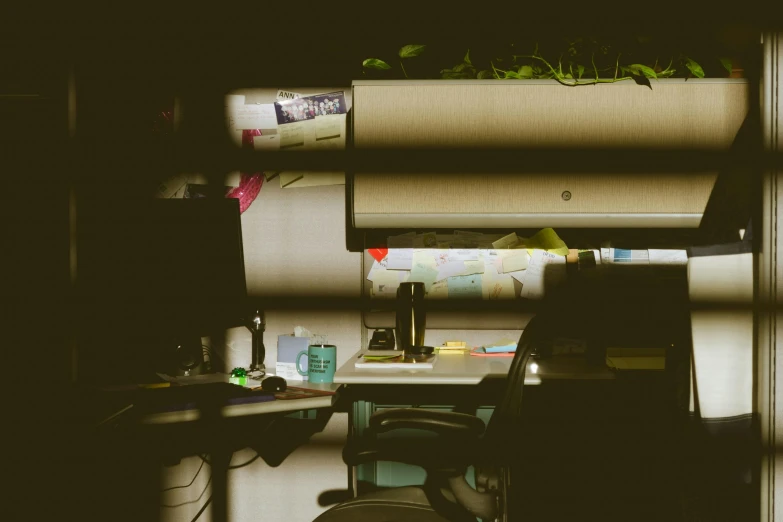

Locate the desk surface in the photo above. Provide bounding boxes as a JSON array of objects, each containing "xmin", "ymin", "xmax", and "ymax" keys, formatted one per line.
[
  {"xmin": 140, "ymin": 379, "xmax": 340, "ymax": 425},
  {"xmin": 335, "ymin": 351, "xmax": 615, "ymax": 386}
]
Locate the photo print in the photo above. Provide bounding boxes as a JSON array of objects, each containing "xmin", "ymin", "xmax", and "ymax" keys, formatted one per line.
[{"xmin": 274, "ymin": 98, "xmax": 316, "ymax": 125}]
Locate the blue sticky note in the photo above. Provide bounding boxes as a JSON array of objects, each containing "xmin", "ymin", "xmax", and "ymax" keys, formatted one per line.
[{"xmin": 447, "ymin": 274, "xmax": 482, "ymax": 299}]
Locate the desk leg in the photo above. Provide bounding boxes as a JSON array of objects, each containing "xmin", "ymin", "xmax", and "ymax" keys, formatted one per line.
[
  {"xmin": 352, "ymin": 400, "xmax": 375, "ymax": 493},
  {"xmin": 347, "ymin": 403, "xmax": 357, "ymax": 498}
]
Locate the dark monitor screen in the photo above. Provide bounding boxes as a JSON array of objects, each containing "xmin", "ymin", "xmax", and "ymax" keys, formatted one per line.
[
  {"xmin": 120, "ymin": 198, "xmax": 247, "ymax": 334},
  {"xmin": 78, "ymin": 198, "xmax": 247, "ymax": 383}
]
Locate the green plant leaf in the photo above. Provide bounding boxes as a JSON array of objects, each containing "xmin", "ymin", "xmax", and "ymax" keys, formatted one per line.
[
  {"xmin": 720, "ymin": 57, "xmax": 732, "ymax": 74},
  {"xmin": 464, "ymin": 49, "xmax": 472, "ymax": 66},
  {"xmin": 399, "ymin": 45, "xmax": 426, "ymax": 59},
  {"xmin": 518, "ymin": 65, "xmax": 534, "ymax": 78},
  {"xmin": 628, "ymin": 64, "xmax": 657, "ymax": 78},
  {"xmin": 504, "ymin": 70, "xmax": 521, "ymax": 79},
  {"xmin": 363, "ymin": 58, "xmax": 391, "ymax": 70},
  {"xmin": 685, "ymin": 58, "xmax": 705, "ymax": 78},
  {"xmin": 577, "ymin": 64, "xmax": 585, "ymax": 79},
  {"xmin": 631, "ymin": 72, "xmax": 653, "ymax": 89},
  {"xmin": 454, "ymin": 63, "xmax": 475, "ymax": 73},
  {"xmin": 477, "ymin": 70, "xmax": 494, "ymax": 79}
]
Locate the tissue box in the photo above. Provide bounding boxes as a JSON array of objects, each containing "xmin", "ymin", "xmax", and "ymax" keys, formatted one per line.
[{"xmin": 277, "ymin": 335, "xmax": 310, "ymax": 381}]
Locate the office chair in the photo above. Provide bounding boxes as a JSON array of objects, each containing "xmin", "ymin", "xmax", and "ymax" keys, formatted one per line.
[{"xmin": 314, "ymin": 316, "xmax": 543, "ymax": 522}]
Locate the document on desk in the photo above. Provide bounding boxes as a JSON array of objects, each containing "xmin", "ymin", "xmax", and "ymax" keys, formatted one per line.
[{"xmin": 520, "ymin": 250, "xmax": 566, "ymax": 299}]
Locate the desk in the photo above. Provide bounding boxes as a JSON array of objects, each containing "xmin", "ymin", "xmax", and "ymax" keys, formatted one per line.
[
  {"xmin": 141, "ymin": 381, "xmax": 340, "ymax": 425},
  {"xmin": 75, "ymin": 376, "xmax": 342, "ymax": 522},
  {"xmin": 335, "ymin": 350, "xmax": 614, "ymax": 386},
  {"xmin": 334, "ymin": 350, "xmax": 615, "ymax": 492}
]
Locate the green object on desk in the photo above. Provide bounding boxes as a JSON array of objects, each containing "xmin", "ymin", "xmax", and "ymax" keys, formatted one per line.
[{"xmin": 230, "ymin": 367, "xmax": 248, "ymax": 385}]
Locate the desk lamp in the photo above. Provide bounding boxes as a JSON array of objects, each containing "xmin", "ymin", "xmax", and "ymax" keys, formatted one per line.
[{"xmin": 247, "ymin": 309, "xmax": 266, "ymax": 371}]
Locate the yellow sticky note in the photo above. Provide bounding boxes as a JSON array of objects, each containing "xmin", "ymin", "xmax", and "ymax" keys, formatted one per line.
[
  {"xmin": 501, "ymin": 251, "xmax": 529, "ymax": 273},
  {"xmin": 526, "ymin": 228, "xmax": 569, "ymax": 256}
]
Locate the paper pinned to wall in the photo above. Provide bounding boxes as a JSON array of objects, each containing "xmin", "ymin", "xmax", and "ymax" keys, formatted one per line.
[
  {"xmin": 234, "ymin": 103, "xmax": 278, "ymax": 130},
  {"xmin": 413, "ymin": 232, "xmax": 438, "ymax": 249},
  {"xmin": 602, "ymin": 248, "xmax": 650, "ymax": 264},
  {"xmin": 409, "ymin": 262, "xmax": 439, "ymax": 291},
  {"xmin": 277, "ymin": 92, "xmax": 347, "ymax": 188},
  {"xmin": 500, "ymin": 250, "xmax": 529, "ymax": 273},
  {"xmin": 447, "ymin": 274, "xmax": 483, "ymax": 299},
  {"xmin": 648, "ymin": 249, "xmax": 688, "ymax": 265},
  {"xmin": 448, "ymin": 249, "xmax": 480, "ymax": 262},
  {"xmin": 520, "ymin": 250, "xmax": 567, "ymax": 300},
  {"xmin": 224, "ymin": 95, "xmax": 246, "ymax": 147},
  {"xmin": 386, "ymin": 233, "xmax": 415, "ymax": 270},
  {"xmin": 278, "ymin": 122, "xmax": 305, "ymax": 148},
  {"xmin": 492, "ymin": 232, "xmax": 520, "ymax": 250},
  {"xmin": 481, "ymin": 265, "xmax": 516, "ymax": 300},
  {"xmin": 276, "ymin": 89, "xmax": 302, "ymax": 101},
  {"xmin": 507, "ymin": 270, "xmax": 527, "ymax": 284},
  {"xmin": 254, "ymin": 134, "xmax": 279, "ymax": 151},
  {"xmin": 315, "ymin": 114, "xmax": 342, "ymax": 140},
  {"xmin": 427, "ymin": 280, "xmax": 450, "ymax": 299},
  {"xmin": 436, "ymin": 260, "xmax": 467, "ymax": 281},
  {"xmin": 462, "ymin": 260, "xmax": 485, "ymax": 276}
]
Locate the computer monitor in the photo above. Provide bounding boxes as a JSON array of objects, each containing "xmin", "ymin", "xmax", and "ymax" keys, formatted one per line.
[{"xmin": 78, "ymin": 198, "xmax": 247, "ymax": 384}]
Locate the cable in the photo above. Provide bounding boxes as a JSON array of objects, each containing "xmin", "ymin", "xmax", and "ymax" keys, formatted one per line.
[
  {"xmin": 161, "ymin": 475, "xmax": 212, "ymax": 508},
  {"xmin": 198, "ymin": 452, "xmax": 261, "ymax": 470},
  {"xmin": 189, "ymin": 495, "xmax": 212, "ymax": 522},
  {"xmin": 161, "ymin": 458, "xmax": 205, "ymax": 492}
]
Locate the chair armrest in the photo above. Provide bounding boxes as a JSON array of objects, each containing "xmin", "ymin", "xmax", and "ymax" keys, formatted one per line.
[
  {"xmin": 343, "ymin": 438, "xmax": 479, "ymax": 472},
  {"xmin": 368, "ymin": 408, "xmax": 486, "ymax": 438}
]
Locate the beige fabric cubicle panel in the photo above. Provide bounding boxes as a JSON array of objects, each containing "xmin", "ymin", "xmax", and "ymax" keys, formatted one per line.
[{"xmin": 351, "ymin": 79, "xmax": 749, "ymax": 228}]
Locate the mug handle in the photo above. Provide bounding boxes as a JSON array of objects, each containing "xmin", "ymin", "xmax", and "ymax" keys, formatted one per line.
[{"xmin": 296, "ymin": 351, "xmax": 309, "ymax": 376}]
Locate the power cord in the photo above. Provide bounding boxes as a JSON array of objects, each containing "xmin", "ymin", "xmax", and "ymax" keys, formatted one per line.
[
  {"xmin": 198, "ymin": 452, "xmax": 261, "ymax": 470},
  {"xmin": 161, "ymin": 458, "xmax": 206, "ymax": 492},
  {"xmin": 160, "ymin": 475, "xmax": 212, "ymax": 508},
  {"xmin": 166, "ymin": 452, "xmax": 260, "ymax": 521}
]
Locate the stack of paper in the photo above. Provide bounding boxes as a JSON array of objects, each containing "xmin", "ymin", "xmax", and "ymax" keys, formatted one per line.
[{"xmin": 355, "ymin": 353, "xmax": 438, "ymax": 369}]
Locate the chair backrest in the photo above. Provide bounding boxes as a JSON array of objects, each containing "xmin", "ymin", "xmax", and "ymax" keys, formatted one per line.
[{"xmin": 483, "ymin": 315, "xmax": 543, "ymax": 448}]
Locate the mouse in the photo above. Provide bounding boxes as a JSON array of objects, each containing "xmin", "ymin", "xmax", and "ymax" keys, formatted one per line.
[{"xmin": 261, "ymin": 376, "xmax": 287, "ymax": 392}]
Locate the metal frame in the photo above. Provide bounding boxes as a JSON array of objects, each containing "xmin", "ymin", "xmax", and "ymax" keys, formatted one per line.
[{"xmin": 759, "ymin": 31, "xmax": 782, "ymax": 522}]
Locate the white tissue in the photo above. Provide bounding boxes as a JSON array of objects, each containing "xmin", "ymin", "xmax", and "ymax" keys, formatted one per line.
[{"xmin": 294, "ymin": 326, "xmax": 313, "ymax": 338}]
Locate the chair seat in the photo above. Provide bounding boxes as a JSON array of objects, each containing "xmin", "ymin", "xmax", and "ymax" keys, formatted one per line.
[{"xmin": 313, "ymin": 487, "xmax": 455, "ymax": 522}]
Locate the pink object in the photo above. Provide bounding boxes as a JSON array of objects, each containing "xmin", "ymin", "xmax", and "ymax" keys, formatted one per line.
[{"xmin": 226, "ymin": 130, "xmax": 266, "ymax": 213}]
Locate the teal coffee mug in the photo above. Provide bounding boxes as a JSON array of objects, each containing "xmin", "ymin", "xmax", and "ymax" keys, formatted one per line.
[{"xmin": 296, "ymin": 344, "xmax": 337, "ymax": 383}]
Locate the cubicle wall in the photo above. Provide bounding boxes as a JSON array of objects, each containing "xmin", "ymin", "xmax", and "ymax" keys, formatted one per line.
[
  {"xmin": 164, "ymin": 88, "xmax": 361, "ymax": 522},
  {"xmin": 351, "ymin": 79, "xmax": 749, "ymax": 229}
]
